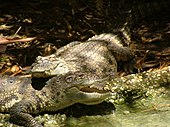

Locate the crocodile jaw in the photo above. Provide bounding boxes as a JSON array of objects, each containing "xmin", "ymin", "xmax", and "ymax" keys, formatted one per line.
[
  {"xmin": 66, "ymin": 87, "xmax": 113, "ymax": 105},
  {"xmin": 31, "ymin": 56, "xmax": 70, "ymax": 77},
  {"xmin": 31, "ymin": 67, "xmax": 69, "ymax": 78},
  {"xmin": 78, "ymin": 91, "xmax": 112, "ymax": 105}
]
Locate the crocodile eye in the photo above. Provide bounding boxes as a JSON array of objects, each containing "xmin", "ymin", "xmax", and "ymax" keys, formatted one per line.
[
  {"xmin": 66, "ymin": 75, "xmax": 74, "ymax": 83},
  {"xmin": 9, "ymin": 80, "xmax": 14, "ymax": 84}
]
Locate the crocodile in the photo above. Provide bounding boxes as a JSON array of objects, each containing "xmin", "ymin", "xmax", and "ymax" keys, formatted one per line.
[
  {"xmin": 1, "ymin": 66, "xmax": 170, "ymax": 127},
  {"xmin": 30, "ymin": 33, "xmax": 134, "ymax": 78},
  {"xmin": 0, "ymin": 71, "xmax": 114, "ymax": 127},
  {"xmin": 30, "ymin": 0, "xmax": 170, "ymax": 78}
]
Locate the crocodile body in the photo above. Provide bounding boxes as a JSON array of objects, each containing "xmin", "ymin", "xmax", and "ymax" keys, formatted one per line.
[
  {"xmin": 0, "ymin": 72, "xmax": 113, "ymax": 127},
  {"xmin": 30, "ymin": 0, "xmax": 170, "ymax": 78},
  {"xmin": 31, "ymin": 33, "xmax": 134, "ymax": 78},
  {"xmin": 0, "ymin": 76, "xmax": 32, "ymax": 112}
]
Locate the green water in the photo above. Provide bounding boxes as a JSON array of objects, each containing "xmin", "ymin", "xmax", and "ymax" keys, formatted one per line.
[{"xmin": 65, "ymin": 96, "xmax": 170, "ymax": 127}]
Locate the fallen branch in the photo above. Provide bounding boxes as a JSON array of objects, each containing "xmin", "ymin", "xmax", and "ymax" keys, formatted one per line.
[{"xmin": 0, "ymin": 37, "xmax": 36, "ymax": 45}]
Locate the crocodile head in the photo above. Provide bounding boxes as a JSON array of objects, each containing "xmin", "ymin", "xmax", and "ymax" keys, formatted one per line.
[
  {"xmin": 30, "ymin": 55, "xmax": 71, "ymax": 78},
  {"xmin": 45, "ymin": 72, "xmax": 114, "ymax": 106}
]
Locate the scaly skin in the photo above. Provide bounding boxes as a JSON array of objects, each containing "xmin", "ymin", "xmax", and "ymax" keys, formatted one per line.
[
  {"xmin": 0, "ymin": 76, "xmax": 32, "ymax": 112},
  {"xmin": 0, "ymin": 72, "xmax": 113, "ymax": 127},
  {"xmin": 30, "ymin": 33, "xmax": 134, "ymax": 78}
]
